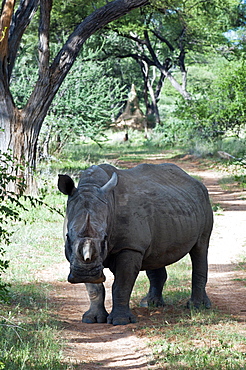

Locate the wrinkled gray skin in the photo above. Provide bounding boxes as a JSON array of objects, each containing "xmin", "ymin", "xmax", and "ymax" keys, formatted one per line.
[{"xmin": 58, "ymin": 163, "xmax": 213, "ymax": 326}]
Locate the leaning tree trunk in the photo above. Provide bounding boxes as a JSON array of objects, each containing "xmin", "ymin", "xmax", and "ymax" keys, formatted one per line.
[{"xmin": 0, "ymin": 0, "xmax": 150, "ymax": 193}]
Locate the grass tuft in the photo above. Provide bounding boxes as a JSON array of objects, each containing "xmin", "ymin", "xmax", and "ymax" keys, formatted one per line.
[{"xmin": 0, "ymin": 284, "xmax": 67, "ymax": 370}]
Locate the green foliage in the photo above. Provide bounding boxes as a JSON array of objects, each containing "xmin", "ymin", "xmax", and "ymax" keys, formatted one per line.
[
  {"xmin": 153, "ymin": 118, "xmax": 194, "ymax": 146},
  {"xmin": 39, "ymin": 58, "xmax": 127, "ymax": 155},
  {"xmin": 10, "ymin": 49, "xmax": 38, "ymax": 109},
  {"xmin": 175, "ymin": 60, "xmax": 246, "ymax": 138},
  {"xmin": 110, "ymin": 0, "xmax": 236, "ymax": 51},
  {"xmin": 50, "ymin": 0, "xmax": 104, "ymax": 37},
  {"xmin": 0, "ymin": 152, "xmax": 27, "ymax": 302},
  {"xmin": 94, "ymin": 0, "xmax": 240, "ymax": 127},
  {"xmin": 10, "ymin": 0, "xmax": 244, "ymax": 144}
]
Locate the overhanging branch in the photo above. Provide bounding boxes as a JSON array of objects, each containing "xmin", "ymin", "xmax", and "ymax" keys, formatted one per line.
[{"xmin": 50, "ymin": 0, "xmax": 150, "ymax": 87}]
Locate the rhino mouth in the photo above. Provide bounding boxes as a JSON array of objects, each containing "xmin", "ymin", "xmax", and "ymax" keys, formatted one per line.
[{"xmin": 68, "ymin": 264, "xmax": 105, "ymax": 284}]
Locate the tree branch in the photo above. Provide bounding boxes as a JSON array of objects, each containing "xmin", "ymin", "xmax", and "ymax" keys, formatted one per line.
[
  {"xmin": 50, "ymin": 0, "xmax": 149, "ymax": 87},
  {"xmin": 143, "ymin": 29, "xmax": 160, "ymax": 66},
  {"xmin": 38, "ymin": 0, "xmax": 52, "ymax": 78},
  {"xmin": 162, "ymin": 68, "xmax": 191, "ymax": 99},
  {"xmin": 114, "ymin": 51, "xmax": 156, "ymax": 66},
  {"xmin": 8, "ymin": 0, "xmax": 39, "ymax": 79},
  {"xmin": 151, "ymin": 29, "xmax": 175, "ymax": 52}
]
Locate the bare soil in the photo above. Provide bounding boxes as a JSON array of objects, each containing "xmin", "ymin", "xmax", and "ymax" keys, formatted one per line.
[{"xmin": 46, "ymin": 156, "xmax": 246, "ymax": 369}]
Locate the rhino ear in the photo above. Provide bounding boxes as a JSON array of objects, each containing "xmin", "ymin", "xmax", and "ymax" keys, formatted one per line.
[
  {"xmin": 99, "ymin": 172, "xmax": 118, "ymax": 194},
  {"xmin": 58, "ymin": 174, "xmax": 76, "ymax": 196}
]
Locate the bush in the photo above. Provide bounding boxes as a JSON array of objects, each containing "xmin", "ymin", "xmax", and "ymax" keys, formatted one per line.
[
  {"xmin": 175, "ymin": 60, "xmax": 246, "ymax": 139},
  {"xmin": 0, "ymin": 151, "xmax": 26, "ymax": 301}
]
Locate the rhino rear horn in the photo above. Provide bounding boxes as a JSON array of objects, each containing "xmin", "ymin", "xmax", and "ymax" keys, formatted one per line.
[
  {"xmin": 100, "ymin": 172, "xmax": 118, "ymax": 194},
  {"xmin": 58, "ymin": 174, "xmax": 76, "ymax": 196}
]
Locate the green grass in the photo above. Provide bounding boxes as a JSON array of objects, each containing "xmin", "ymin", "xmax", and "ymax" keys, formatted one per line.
[
  {"xmin": 132, "ymin": 256, "xmax": 246, "ymax": 370},
  {"xmin": 216, "ymin": 166, "xmax": 246, "ymax": 191},
  {"xmin": 39, "ymin": 130, "xmax": 186, "ymax": 175},
  {"xmin": 151, "ymin": 337, "xmax": 245, "ymax": 369},
  {"xmin": 149, "ymin": 316, "xmax": 246, "ymax": 370},
  {"xmin": 3, "ymin": 192, "xmax": 66, "ymax": 284},
  {"xmin": 211, "ymin": 202, "xmax": 224, "ymax": 214},
  {"xmin": 0, "ymin": 192, "xmax": 71, "ymax": 369},
  {"xmin": 41, "ymin": 130, "xmax": 246, "ymax": 189},
  {"xmin": 0, "ymin": 283, "xmax": 68, "ymax": 370}
]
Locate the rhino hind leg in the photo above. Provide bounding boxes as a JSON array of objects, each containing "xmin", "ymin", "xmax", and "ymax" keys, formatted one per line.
[
  {"xmin": 140, "ymin": 267, "xmax": 167, "ymax": 308},
  {"xmin": 188, "ymin": 240, "xmax": 211, "ymax": 309},
  {"xmin": 82, "ymin": 283, "xmax": 108, "ymax": 323}
]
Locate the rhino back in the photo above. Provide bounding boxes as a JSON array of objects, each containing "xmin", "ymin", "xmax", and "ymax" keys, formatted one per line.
[{"xmin": 102, "ymin": 163, "xmax": 213, "ymax": 268}]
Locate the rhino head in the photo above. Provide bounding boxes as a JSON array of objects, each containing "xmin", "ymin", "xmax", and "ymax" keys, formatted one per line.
[{"xmin": 58, "ymin": 167, "xmax": 118, "ymax": 284}]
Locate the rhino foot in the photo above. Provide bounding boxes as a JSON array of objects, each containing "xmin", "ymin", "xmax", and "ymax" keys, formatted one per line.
[
  {"xmin": 107, "ymin": 309, "xmax": 137, "ymax": 326},
  {"xmin": 140, "ymin": 294, "xmax": 165, "ymax": 308},
  {"xmin": 82, "ymin": 308, "xmax": 108, "ymax": 324},
  {"xmin": 187, "ymin": 296, "xmax": 211, "ymax": 310}
]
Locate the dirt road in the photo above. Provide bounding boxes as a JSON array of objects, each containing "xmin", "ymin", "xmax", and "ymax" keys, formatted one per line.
[{"xmin": 47, "ymin": 157, "xmax": 246, "ymax": 369}]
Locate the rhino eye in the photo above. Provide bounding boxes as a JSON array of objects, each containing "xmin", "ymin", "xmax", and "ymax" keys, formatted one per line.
[{"xmin": 101, "ymin": 236, "xmax": 107, "ymax": 252}]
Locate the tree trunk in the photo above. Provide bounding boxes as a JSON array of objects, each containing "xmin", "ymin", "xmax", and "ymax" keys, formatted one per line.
[
  {"xmin": 0, "ymin": 102, "xmax": 39, "ymax": 192},
  {"xmin": 140, "ymin": 61, "xmax": 162, "ymax": 127}
]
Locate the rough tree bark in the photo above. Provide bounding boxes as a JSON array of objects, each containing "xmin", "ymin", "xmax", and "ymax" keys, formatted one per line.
[{"xmin": 0, "ymin": 0, "xmax": 149, "ymax": 191}]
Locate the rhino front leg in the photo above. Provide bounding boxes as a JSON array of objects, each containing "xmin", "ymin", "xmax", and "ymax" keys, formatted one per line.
[
  {"xmin": 140, "ymin": 267, "xmax": 166, "ymax": 307},
  {"xmin": 188, "ymin": 241, "xmax": 211, "ymax": 309},
  {"xmin": 82, "ymin": 283, "xmax": 108, "ymax": 323},
  {"xmin": 107, "ymin": 250, "xmax": 143, "ymax": 326}
]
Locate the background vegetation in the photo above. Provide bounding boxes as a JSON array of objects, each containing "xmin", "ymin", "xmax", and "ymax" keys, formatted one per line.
[{"xmin": 6, "ymin": 0, "xmax": 246, "ymax": 161}]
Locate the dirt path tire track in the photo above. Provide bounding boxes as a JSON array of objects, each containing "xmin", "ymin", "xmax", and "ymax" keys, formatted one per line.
[{"xmin": 47, "ymin": 157, "xmax": 246, "ymax": 369}]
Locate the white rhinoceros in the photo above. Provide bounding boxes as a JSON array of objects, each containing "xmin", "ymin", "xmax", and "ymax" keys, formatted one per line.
[{"xmin": 58, "ymin": 163, "xmax": 213, "ymax": 325}]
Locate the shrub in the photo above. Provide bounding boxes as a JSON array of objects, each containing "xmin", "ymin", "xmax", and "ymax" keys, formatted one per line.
[
  {"xmin": 175, "ymin": 60, "xmax": 246, "ymax": 139},
  {"xmin": 0, "ymin": 151, "xmax": 26, "ymax": 301}
]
